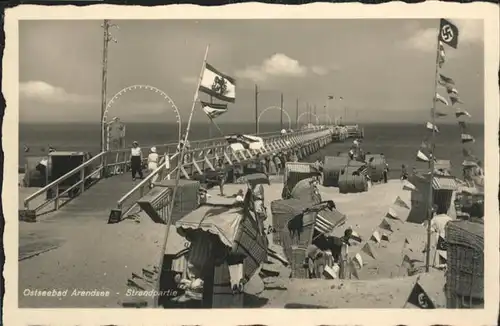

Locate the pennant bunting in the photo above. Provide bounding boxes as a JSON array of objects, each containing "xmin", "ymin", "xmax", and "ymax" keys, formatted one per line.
[
  {"xmin": 420, "ymin": 140, "xmax": 430, "ymax": 150},
  {"xmin": 403, "ymin": 180, "xmax": 417, "ymax": 191},
  {"xmin": 438, "ymin": 74, "xmax": 455, "ymax": 87},
  {"xmin": 328, "ymin": 95, "xmax": 334, "ymax": 100},
  {"xmin": 458, "ymin": 121, "xmax": 467, "ymax": 131},
  {"xmin": 461, "ymin": 133, "xmax": 475, "ymax": 143},
  {"xmin": 439, "ymin": 18, "xmax": 459, "ymax": 49},
  {"xmin": 426, "ymin": 122, "xmax": 439, "ymax": 133},
  {"xmin": 199, "ymin": 63, "xmax": 236, "ymax": 103},
  {"xmin": 434, "ymin": 111, "xmax": 447, "ymax": 118},
  {"xmin": 446, "ymin": 86, "xmax": 459, "ymax": 96},
  {"xmin": 449, "ymin": 93, "xmax": 463, "ymax": 105},
  {"xmin": 455, "ymin": 108, "xmax": 471, "ymax": 118},
  {"xmin": 200, "ymin": 101, "xmax": 229, "ymax": 119},
  {"xmin": 435, "ymin": 93, "xmax": 449, "ymax": 106},
  {"xmin": 416, "ymin": 150, "xmax": 430, "ymax": 162}
]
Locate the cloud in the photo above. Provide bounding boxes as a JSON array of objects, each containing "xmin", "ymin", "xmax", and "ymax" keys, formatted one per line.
[
  {"xmin": 236, "ymin": 53, "xmax": 308, "ymax": 82},
  {"xmin": 403, "ymin": 20, "xmax": 483, "ymax": 52},
  {"xmin": 19, "ymin": 81, "xmax": 96, "ymax": 104},
  {"xmin": 311, "ymin": 66, "xmax": 329, "ymax": 76}
]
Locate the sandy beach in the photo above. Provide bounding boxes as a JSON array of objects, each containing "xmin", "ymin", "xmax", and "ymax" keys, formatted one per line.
[{"xmin": 18, "ymin": 175, "xmax": 444, "ymax": 308}]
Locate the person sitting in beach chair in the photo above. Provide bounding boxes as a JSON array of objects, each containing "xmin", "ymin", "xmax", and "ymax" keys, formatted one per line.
[{"xmin": 313, "ymin": 228, "xmax": 353, "ymax": 264}]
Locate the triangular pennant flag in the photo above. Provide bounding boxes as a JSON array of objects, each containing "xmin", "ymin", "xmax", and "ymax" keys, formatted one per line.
[
  {"xmin": 370, "ymin": 230, "xmax": 382, "ymax": 243},
  {"xmin": 406, "ymin": 281, "xmax": 436, "ymax": 309},
  {"xmin": 361, "ymin": 243, "xmax": 376, "ymax": 259},
  {"xmin": 434, "ymin": 111, "xmax": 447, "ymax": 118},
  {"xmin": 449, "ymin": 93, "xmax": 463, "ymax": 105},
  {"xmin": 386, "ymin": 206, "xmax": 399, "ymax": 220},
  {"xmin": 435, "ymin": 93, "xmax": 449, "ymax": 106},
  {"xmin": 416, "ymin": 150, "xmax": 430, "ymax": 162},
  {"xmin": 381, "ymin": 233, "xmax": 390, "ymax": 242},
  {"xmin": 458, "ymin": 120, "xmax": 467, "ymax": 130},
  {"xmin": 350, "ymin": 230, "xmax": 362, "ymax": 243},
  {"xmin": 404, "ymin": 238, "xmax": 410, "ymax": 245},
  {"xmin": 455, "ymin": 108, "xmax": 471, "ymax": 118},
  {"xmin": 353, "ymin": 253, "xmax": 364, "ymax": 269},
  {"xmin": 401, "ymin": 254, "xmax": 413, "ymax": 268},
  {"xmin": 403, "ymin": 180, "xmax": 417, "ymax": 191},
  {"xmin": 461, "ymin": 133, "xmax": 475, "ymax": 143},
  {"xmin": 394, "ymin": 196, "xmax": 411, "ymax": 209},
  {"xmin": 438, "ymin": 73, "xmax": 455, "ymax": 86},
  {"xmin": 378, "ymin": 219, "xmax": 393, "ymax": 232},
  {"xmin": 446, "ymin": 86, "xmax": 459, "ymax": 95},
  {"xmin": 426, "ymin": 122, "xmax": 439, "ymax": 133}
]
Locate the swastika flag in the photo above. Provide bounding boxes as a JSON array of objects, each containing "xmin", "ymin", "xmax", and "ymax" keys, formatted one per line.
[{"xmin": 439, "ymin": 19, "xmax": 459, "ymax": 49}]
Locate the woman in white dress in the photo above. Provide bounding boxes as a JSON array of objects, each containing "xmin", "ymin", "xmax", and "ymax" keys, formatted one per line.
[{"xmin": 147, "ymin": 147, "xmax": 159, "ymax": 187}]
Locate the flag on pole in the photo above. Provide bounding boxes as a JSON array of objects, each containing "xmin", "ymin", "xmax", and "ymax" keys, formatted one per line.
[
  {"xmin": 438, "ymin": 42, "xmax": 446, "ymax": 68},
  {"xmin": 455, "ymin": 108, "xmax": 471, "ymax": 118},
  {"xmin": 449, "ymin": 93, "xmax": 463, "ymax": 105},
  {"xmin": 461, "ymin": 133, "xmax": 475, "ymax": 143},
  {"xmin": 435, "ymin": 93, "xmax": 449, "ymax": 106},
  {"xmin": 446, "ymin": 86, "xmax": 459, "ymax": 96},
  {"xmin": 438, "ymin": 74, "xmax": 455, "ymax": 87},
  {"xmin": 199, "ymin": 63, "xmax": 236, "ymax": 103},
  {"xmin": 439, "ymin": 18, "xmax": 459, "ymax": 49},
  {"xmin": 406, "ymin": 280, "xmax": 436, "ymax": 309},
  {"xmin": 416, "ymin": 150, "xmax": 430, "ymax": 162},
  {"xmin": 200, "ymin": 101, "xmax": 228, "ymax": 119},
  {"xmin": 426, "ymin": 122, "xmax": 439, "ymax": 133}
]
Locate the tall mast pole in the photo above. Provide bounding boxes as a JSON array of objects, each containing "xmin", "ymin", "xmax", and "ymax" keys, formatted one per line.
[
  {"xmin": 280, "ymin": 93, "xmax": 284, "ymax": 131},
  {"xmin": 295, "ymin": 97, "xmax": 299, "ymax": 129},
  {"xmin": 255, "ymin": 84, "xmax": 259, "ymax": 134},
  {"xmin": 425, "ymin": 26, "xmax": 442, "ymax": 273},
  {"xmin": 100, "ymin": 20, "xmax": 110, "ymax": 153}
]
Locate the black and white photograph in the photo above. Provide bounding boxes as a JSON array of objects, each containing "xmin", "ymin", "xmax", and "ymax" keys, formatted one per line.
[{"xmin": 3, "ymin": 3, "xmax": 499, "ymax": 325}]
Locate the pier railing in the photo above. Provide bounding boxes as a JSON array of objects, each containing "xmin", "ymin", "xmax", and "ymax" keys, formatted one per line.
[
  {"xmin": 115, "ymin": 128, "xmax": 334, "ymax": 218},
  {"xmin": 22, "ymin": 128, "xmax": 329, "ymax": 215}
]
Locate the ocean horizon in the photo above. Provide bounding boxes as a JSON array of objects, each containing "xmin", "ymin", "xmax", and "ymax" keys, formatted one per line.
[{"xmin": 18, "ymin": 122, "xmax": 484, "ymax": 179}]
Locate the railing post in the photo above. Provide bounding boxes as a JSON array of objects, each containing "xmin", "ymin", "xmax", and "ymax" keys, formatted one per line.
[
  {"xmin": 54, "ymin": 184, "xmax": 59, "ymax": 211},
  {"xmin": 102, "ymin": 152, "xmax": 108, "ymax": 178},
  {"xmin": 80, "ymin": 168, "xmax": 85, "ymax": 194}
]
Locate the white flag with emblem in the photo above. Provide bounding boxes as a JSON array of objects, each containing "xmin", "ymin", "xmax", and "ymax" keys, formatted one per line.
[{"xmin": 199, "ymin": 63, "xmax": 236, "ymax": 103}]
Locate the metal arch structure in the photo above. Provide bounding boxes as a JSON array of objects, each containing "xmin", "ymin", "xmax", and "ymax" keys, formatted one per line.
[
  {"xmin": 257, "ymin": 106, "xmax": 292, "ymax": 134},
  {"xmin": 102, "ymin": 85, "xmax": 182, "ymax": 151},
  {"xmin": 316, "ymin": 113, "xmax": 333, "ymax": 125},
  {"xmin": 297, "ymin": 112, "xmax": 320, "ymax": 125}
]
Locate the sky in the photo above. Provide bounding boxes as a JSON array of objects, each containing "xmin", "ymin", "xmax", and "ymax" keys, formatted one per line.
[{"xmin": 19, "ymin": 19, "xmax": 484, "ymax": 124}]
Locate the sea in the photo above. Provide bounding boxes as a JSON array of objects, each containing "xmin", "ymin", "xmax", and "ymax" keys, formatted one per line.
[{"xmin": 18, "ymin": 122, "xmax": 484, "ymax": 179}]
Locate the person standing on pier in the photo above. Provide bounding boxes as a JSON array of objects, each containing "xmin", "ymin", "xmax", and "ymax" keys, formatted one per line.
[
  {"xmin": 400, "ymin": 164, "xmax": 408, "ymax": 181},
  {"xmin": 147, "ymin": 147, "xmax": 159, "ymax": 187},
  {"xmin": 130, "ymin": 141, "xmax": 143, "ymax": 181}
]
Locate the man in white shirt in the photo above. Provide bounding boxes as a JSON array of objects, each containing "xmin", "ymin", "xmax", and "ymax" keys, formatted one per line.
[
  {"xmin": 147, "ymin": 147, "xmax": 159, "ymax": 187},
  {"xmin": 130, "ymin": 141, "xmax": 143, "ymax": 181}
]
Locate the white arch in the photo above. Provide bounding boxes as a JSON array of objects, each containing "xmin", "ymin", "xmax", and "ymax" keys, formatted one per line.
[
  {"xmin": 257, "ymin": 106, "xmax": 292, "ymax": 133},
  {"xmin": 102, "ymin": 85, "xmax": 182, "ymax": 151},
  {"xmin": 316, "ymin": 113, "xmax": 333, "ymax": 125},
  {"xmin": 297, "ymin": 112, "xmax": 320, "ymax": 125}
]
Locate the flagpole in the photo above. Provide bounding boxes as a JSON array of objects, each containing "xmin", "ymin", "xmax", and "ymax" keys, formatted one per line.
[
  {"xmin": 425, "ymin": 25, "xmax": 442, "ymax": 273},
  {"xmin": 295, "ymin": 97, "xmax": 299, "ymax": 129},
  {"xmin": 280, "ymin": 93, "xmax": 284, "ymax": 131},
  {"xmin": 209, "ymin": 96, "xmax": 213, "ymax": 138},
  {"xmin": 255, "ymin": 84, "xmax": 259, "ymax": 134},
  {"xmin": 154, "ymin": 44, "xmax": 210, "ymax": 307}
]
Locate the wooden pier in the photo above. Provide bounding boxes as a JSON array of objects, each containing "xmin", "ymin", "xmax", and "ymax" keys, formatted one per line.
[{"xmin": 18, "ymin": 126, "xmax": 342, "ymax": 308}]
